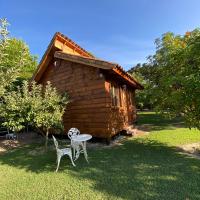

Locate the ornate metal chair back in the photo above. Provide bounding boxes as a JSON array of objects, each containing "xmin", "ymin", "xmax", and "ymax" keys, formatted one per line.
[
  {"xmin": 52, "ymin": 135, "xmax": 59, "ymax": 150},
  {"xmin": 67, "ymin": 128, "xmax": 80, "ymax": 139}
]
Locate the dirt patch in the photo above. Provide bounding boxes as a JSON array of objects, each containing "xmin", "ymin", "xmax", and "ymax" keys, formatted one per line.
[
  {"xmin": 136, "ymin": 124, "xmax": 154, "ymax": 132},
  {"xmin": 87, "ymin": 128, "xmax": 149, "ymax": 149},
  {"xmin": 178, "ymin": 142, "xmax": 200, "ymax": 158},
  {"xmin": 134, "ymin": 128, "xmax": 149, "ymax": 137},
  {"xmin": 0, "ymin": 132, "xmax": 43, "ymax": 154}
]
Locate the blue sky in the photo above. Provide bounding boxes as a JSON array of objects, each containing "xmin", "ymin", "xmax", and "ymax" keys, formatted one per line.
[{"xmin": 1, "ymin": 0, "xmax": 200, "ymax": 70}]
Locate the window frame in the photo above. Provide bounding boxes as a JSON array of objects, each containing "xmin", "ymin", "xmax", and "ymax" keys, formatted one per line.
[{"xmin": 110, "ymin": 83, "xmax": 122, "ymax": 107}]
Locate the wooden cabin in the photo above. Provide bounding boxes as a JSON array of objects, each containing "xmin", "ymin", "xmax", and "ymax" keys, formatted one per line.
[{"xmin": 32, "ymin": 32, "xmax": 143, "ymax": 141}]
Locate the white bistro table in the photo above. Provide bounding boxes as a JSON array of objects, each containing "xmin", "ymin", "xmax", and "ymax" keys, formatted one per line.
[{"xmin": 71, "ymin": 134, "xmax": 92, "ymax": 162}]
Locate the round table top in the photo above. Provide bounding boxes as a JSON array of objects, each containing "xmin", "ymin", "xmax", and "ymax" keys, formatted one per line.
[{"xmin": 71, "ymin": 134, "xmax": 92, "ymax": 142}]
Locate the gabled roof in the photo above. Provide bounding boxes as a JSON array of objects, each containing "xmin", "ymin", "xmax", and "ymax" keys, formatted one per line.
[
  {"xmin": 31, "ymin": 32, "xmax": 94, "ymax": 82},
  {"xmin": 32, "ymin": 32, "xmax": 143, "ymax": 89}
]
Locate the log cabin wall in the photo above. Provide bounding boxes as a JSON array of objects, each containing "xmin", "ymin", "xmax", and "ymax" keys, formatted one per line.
[
  {"xmin": 104, "ymin": 77, "xmax": 137, "ymax": 137},
  {"xmin": 38, "ymin": 58, "xmax": 111, "ymax": 138}
]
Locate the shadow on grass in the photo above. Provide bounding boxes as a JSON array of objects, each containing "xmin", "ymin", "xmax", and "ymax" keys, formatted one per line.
[
  {"xmin": 0, "ymin": 138, "xmax": 200, "ymax": 199},
  {"xmin": 137, "ymin": 112, "xmax": 185, "ymax": 131}
]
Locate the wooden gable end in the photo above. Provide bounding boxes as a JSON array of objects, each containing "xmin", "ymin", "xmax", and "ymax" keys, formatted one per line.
[
  {"xmin": 32, "ymin": 32, "xmax": 94, "ymax": 82},
  {"xmin": 54, "ymin": 33, "xmax": 94, "ymax": 58}
]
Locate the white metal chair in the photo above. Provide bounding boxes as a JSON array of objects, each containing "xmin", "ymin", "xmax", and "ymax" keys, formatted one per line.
[
  {"xmin": 52, "ymin": 136, "xmax": 75, "ymax": 172},
  {"xmin": 6, "ymin": 133, "xmax": 16, "ymax": 140},
  {"xmin": 0, "ymin": 127, "xmax": 16, "ymax": 140},
  {"xmin": 67, "ymin": 128, "xmax": 88, "ymax": 162}
]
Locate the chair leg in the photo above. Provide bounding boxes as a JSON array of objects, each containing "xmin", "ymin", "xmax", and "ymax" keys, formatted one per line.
[
  {"xmin": 68, "ymin": 152, "xmax": 76, "ymax": 167},
  {"xmin": 56, "ymin": 155, "xmax": 61, "ymax": 172},
  {"xmin": 73, "ymin": 147, "xmax": 76, "ymax": 160}
]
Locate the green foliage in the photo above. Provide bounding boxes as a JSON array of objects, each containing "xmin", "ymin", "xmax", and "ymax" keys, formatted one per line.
[
  {"xmin": 129, "ymin": 30, "xmax": 200, "ymax": 129},
  {"xmin": 0, "ymin": 18, "xmax": 37, "ymax": 97},
  {"xmin": 32, "ymin": 81, "xmax": 69, "ymax": 132},
  {"xmin": 5, "ymin": 38, "xmax": 38, "ymax": 81},
  {"xmin": 0, "ymin": 81, "xmax": 69, "ymax": 135},
  {"xmin": 0, "ymin": 18, "xmax": 16, "ymax": 97},
  {"xmin": 151, "ymin": 30, "xmax": 200, "ymax": 129},
  {"xmin": 128, "ymin": 63, "xmax": 156, "ymax": 110}
]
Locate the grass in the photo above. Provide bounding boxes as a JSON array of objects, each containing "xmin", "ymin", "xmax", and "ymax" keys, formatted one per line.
[
  {"xmin": 0, "ymin": 112, "xmax": 200, "ymax": 200},
  {"xmin": 138, "ymin": 111, "xmax": 200, "ymax": 146}
]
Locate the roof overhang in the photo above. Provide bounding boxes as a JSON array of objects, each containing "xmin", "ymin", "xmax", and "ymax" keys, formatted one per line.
[{"xmin": 54, "ymin": 51, "xmax": 144, "ymax": 89}]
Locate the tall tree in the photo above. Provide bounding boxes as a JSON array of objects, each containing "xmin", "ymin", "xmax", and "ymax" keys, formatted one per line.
[
  {"xmin": 129, "ymin": 30, "xmax": 200, "ymax": 129},
  {"xmin": 0, "ymin": 18, "xmax": 37, "ymax": 98}
]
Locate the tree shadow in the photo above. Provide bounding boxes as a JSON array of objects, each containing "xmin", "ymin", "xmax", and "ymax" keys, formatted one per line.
[
  {"xmin": 137, "ymin": 112, "xmax": 185, "ymax": 131},
  {"xmin": 1, "ymin": 139, "xmax": 200, "ymax": 199}
]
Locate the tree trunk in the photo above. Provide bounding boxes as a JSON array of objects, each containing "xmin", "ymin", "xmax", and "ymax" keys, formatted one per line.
[{"xmin": 45, "ymin": 128, "xmax": 49, "ymax": 150}]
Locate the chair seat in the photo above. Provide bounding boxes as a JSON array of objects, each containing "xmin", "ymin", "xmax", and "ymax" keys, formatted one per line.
[{"xmin": 60, "ymin": 148, "xmax": 71, "ymax": 154}]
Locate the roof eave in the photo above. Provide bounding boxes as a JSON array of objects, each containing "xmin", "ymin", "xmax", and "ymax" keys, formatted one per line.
[{"xmin": 54, "ymin": 51, "xmax": 143, "ymax": 89}]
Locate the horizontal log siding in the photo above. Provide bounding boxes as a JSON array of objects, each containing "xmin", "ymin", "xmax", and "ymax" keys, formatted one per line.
[{"xmin": 39, "ymin": 59, "xmax": 111, "ymax": 138}]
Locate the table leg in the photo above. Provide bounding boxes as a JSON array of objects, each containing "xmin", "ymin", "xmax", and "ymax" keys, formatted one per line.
[
  {"xmin": 83, "ymin": 141, "xmax": 89, "ymax": 163},
  {"xmin": 74, "ymin": 145, "xmax": 80, "ymax": 161}
]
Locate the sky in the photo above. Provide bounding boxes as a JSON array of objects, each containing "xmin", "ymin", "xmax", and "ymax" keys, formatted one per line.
[{"xmin": 1, "ymin": 0, "xmax": 200, "ymax": 70}]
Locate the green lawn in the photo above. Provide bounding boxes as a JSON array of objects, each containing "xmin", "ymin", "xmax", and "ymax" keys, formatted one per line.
[
  {"xmin": 138, "ymin": 112, "xmax": 200, "ymax": 146},
  {"xmin": 1, "ymin": 112, "xmax": 200, "ymax": 200}
]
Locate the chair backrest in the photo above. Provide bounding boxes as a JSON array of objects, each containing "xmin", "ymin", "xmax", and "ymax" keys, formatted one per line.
[
  {"xmin": 52, "ymin": 135, "xmax": 59, "ymax": 150},
  {"xmin": 68, "ymin": 128, "xmax": 80, "ymax": 139}
]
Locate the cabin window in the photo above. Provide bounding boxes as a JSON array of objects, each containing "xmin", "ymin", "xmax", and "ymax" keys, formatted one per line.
[
  {"xmin": 127, "ymin": 90, "xmax": 131, "ymax": 105},
  {"xmin": 127, "ymin": 90, "xmax": 132, "ymax": 105},
  {"xmin": 110, "ymin": 84, "xmax": 121, "ymax": 107},
  {"xmin": 119, "ymin": 87, "xmax": 122, "ymax": 107},
  {"xmin": 127, "ymin": 90, "xmax": 134, "ymax": 106},
  {"xmin": 131, "ymin": 91, "xmax": 135, "ymax": 105}
]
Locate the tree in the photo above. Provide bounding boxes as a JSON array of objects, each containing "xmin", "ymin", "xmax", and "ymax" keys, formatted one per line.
[
  {"xmin": 129, "ymin": 30, "xmax": 200, "ymax": 129},
  {"xmin": 33, "ymin": 82, "xmax": 69, "ymax": 149},
  {"xmin": 152, "ymin": 30, "xmax": 200, "ymax": 129},
  {"xmin": 5, "ymin": 38, "xmax": 38, "ymax": 81},
  {"xmin": 128, "ymin": 63, "xmax": 156, "ymax": 110},
  {"xmin": 0, "ymin": 18, "xmax": 37, "ymax": 98},
  {"xmin": 0, "ymin": 18, "xmax": 16, "ymax": 97},
  {"xmin": 0, "ymin": 81, "xmax": 69, "ymax": 148}
]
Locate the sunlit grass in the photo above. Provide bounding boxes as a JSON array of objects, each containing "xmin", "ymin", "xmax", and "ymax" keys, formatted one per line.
[
  {"xmin": 0, "ymin": 112, "xmax": 200, "ymax": 200},
  {"xmin": 138, "ymin": 111, "xmax": 200, "ymax": 146}
]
